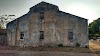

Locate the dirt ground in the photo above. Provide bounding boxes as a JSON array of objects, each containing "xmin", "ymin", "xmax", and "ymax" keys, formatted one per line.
[
  {"xmin": 0, "ymin": 50, "xmax": 96, "ymax": 56},
  {"xmin": 0, "ymin": 40, "xmax": 99, "ymax": 56}
]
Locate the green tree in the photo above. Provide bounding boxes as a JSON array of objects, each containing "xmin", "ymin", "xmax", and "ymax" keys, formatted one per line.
[
  {"xmin": 89, "ymin": 18, "xmax": 100, "ymax": 39},
  {"xmin": 0, "ymin": 15, "xmax": 15, "ymax": 29}
]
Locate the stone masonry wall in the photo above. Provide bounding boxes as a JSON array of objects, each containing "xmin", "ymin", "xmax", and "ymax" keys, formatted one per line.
[{"xmin": 7, "ymin": 2, "xmax": 88, "ymax": 47}]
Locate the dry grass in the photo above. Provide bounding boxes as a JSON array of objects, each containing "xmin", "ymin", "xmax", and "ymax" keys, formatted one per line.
[
  {"xmin": 0, "ymin": 41, "xmax": 100, "ymax": 56},
  {"xmin": 0, "ymin": 46, "xmax": 92, "ymax": 53},
  {"xmin": 89, "ymin": 40, "xmax": 100, "ymax": 55},
  {"xmin": 0, "ymin": 40, "xmax": 99, "ymax": 54}
]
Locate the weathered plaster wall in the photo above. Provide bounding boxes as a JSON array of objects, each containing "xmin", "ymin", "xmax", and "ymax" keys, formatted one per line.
[{"xmin": 7, "ymin": 2, "xmax": 88, "ymax": 47}]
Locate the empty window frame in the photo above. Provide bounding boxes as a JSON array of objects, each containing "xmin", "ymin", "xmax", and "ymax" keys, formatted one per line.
[
  {"xmin": 40, "ymin": 31, "xmax": 44, "ymax": 39},
  {"xmin": 20, "ymin": 32, "xmax": 24, "ymax": 39},
  {"xmin": 40, "ymin": 12, "xmax": 44, "ymax": 21},
  {"xmin": 68, "ymin": 29, "xmax": 73, "ymax": 40}
]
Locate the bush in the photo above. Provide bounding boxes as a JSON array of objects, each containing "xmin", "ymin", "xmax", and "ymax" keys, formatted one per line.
[
  {"xmin": 76, "ymin": 43, "xmax": 80, "ymax": 47},
  {"xmin": 57, "ymin": 44, "xmax": 63, "ymax": 47}
]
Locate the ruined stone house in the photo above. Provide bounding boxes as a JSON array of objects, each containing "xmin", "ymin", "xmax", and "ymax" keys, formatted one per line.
[{"xmin": 7, "ymin": 1, "xmax": 88, "ymax": 47}]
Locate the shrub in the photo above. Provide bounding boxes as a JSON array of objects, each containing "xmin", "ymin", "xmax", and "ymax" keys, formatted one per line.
[
  {"xmin": 57, "ymin": 44, "xmax": 63, "ymax": 47},
  {"xmin": 76, "ymin": 43, "xmax": 80, "ymax": 47}
]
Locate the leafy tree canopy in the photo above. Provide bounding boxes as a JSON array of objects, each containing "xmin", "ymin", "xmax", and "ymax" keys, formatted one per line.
[
  {"xmin": 89, "ymin": 18, "xmax": 100, "ymax": 39},
  {"xmin": 0, "ymin": 15, "xmax": 15, "ymax": 29}
]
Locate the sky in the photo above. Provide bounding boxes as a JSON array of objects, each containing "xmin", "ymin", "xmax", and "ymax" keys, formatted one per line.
[{"xmin": 0, "ymin": 0, "xmax": 100, "ymax": 23}]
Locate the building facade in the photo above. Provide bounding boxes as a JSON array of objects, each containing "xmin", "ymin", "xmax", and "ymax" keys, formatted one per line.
[{"xmin": 7, "ymin": 1, "xmax": 88, "ymax": 47}]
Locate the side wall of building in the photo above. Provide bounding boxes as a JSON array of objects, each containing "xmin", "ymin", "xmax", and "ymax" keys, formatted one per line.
[{"xmin": 7, "ymin": 21, "xmax": 16, "ymax": 46}]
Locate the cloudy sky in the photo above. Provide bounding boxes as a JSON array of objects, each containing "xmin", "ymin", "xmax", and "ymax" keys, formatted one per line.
[{"xmin": 0, "ymin": 0, "xmax": 100, "ymax": 23}]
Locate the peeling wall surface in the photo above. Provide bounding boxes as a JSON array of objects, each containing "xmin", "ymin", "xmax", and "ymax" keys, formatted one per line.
[{"xmin": 7, "ymin": 1, "xmax": 89, "ymax": 47}]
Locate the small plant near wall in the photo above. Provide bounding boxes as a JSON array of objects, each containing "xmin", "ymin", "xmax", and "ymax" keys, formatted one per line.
[
  {"xmin": 76, "ymin": 43, "xmax": 80, "ymax": 47},
  {"xmin": 57, "ymin": 43, "xmax": 63, "ymax": 47}
]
